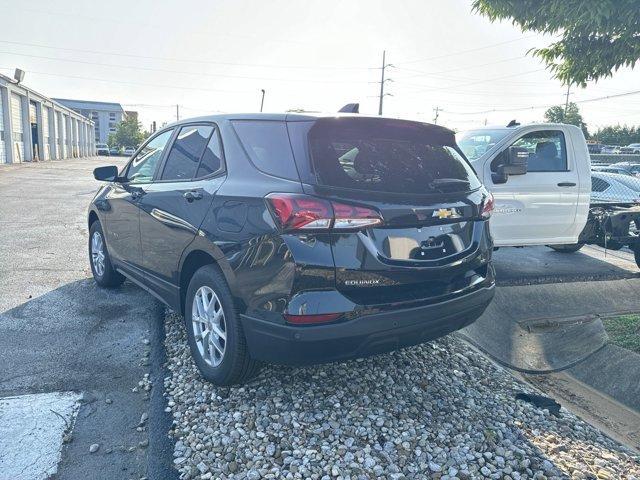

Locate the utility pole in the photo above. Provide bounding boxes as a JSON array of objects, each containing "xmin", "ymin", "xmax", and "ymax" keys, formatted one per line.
[
  {"xmin": 176, "ymin": 104, "xmax": 180, "ymax": 122},
  {"xmin": 260, "ymin": 89, "xmax": 266, "ymax": 112},
  {"xmin": 433, "ymin": 106, "xmax": 440, "ymax": 125},
  {"xmin": 378, "ymin": 51, "xmax": 393, "ymax": 115},
  {"xmin": 563, "ymin": 83, "xmax": 571, "ymax": 120}
]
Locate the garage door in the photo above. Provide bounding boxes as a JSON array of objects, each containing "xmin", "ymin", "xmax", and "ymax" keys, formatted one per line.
[
  {"xmin": 60, "ymin": 115, "xmax": 67, "ymax": 158},
  {"xmin": 11, "ymin": 93, "xmax": 24, "ymax": 162},
  {"xmin": 0, "ymin": 94, "xmax": 5, "ymax": 164},
  {"xmin": 53, "ymin": 111, "xmax": 60, "ymax": 158},
  {"xmin": 42, "ymin": 106, "xmax": 50, "ymax": 160}
]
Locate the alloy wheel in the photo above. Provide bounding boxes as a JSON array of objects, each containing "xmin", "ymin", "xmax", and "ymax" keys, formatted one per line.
[
  {"xmin": 191, "ymin": 286, "xmax": 227, "ymax": 367},
  {"xmin": 91, "ymin": 231, "xmax": 106, "ymax": 277}
]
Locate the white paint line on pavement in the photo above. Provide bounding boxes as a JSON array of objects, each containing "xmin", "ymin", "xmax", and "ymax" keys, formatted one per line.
[{"xmin": 0, "ymin": 391, "xmax": 81, "ymax": 480}]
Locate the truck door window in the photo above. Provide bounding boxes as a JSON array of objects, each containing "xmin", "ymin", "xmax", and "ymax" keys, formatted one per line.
[{"xmin": 511, "ymin": 130, "xmax": 568, "ymax": 172}]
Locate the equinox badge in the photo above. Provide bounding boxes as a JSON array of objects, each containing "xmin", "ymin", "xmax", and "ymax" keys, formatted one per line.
[{"xmin": 432, "ymin": 208, "xmax": 460, "ymax": 220}]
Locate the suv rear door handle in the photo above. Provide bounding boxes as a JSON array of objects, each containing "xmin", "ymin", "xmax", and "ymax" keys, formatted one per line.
[
  {"xmin": 183, "ymin": 190, "xmax": 203, "ymax": 202},
  {"xmin": 557, "ymin": 182, "xmax": 576, "ymax": 187}
]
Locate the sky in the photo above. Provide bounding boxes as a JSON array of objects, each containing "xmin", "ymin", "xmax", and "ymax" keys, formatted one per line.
[{"xmin": 2, "ymin": 0, "xmax": 639, "ymax": 134}]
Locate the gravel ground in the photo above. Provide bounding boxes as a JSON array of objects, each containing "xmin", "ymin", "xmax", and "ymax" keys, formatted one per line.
[{"xmin": 164, "ymin": 311, "xmax": 640, "ymax": 480}]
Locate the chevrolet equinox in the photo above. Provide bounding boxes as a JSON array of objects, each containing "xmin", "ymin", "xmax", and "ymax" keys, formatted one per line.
[{"xmin": 88, "ymin": 113, "xmax": 495, "ymax": 385}]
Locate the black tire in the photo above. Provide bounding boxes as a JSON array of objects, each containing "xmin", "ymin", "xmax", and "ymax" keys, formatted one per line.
[
  {"xmin": 184, "ymin": 264, "xmax": 260, "ymax": 385},
  {"xmin": 547, "ymin": 243, "xmax": 584, "ymax": 253},
  {"xmin": 89, "ymin": 220, "xmax": 125, "ymax": 288}
]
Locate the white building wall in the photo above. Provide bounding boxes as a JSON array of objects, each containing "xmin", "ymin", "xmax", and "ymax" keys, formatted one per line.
[{"xmin": 0, "ymin": 88, "xmax": 5, "ymax": 164}]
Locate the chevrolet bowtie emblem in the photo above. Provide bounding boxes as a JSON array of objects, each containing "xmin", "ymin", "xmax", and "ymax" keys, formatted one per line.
[{"xmin": 433, "ymin": 208, "xmax": 459, "ymax": 219}]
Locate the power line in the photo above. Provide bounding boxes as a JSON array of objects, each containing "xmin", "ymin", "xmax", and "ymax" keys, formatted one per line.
[
  {"xmin": 440, "ymin": 89, "xmax": 640, "ymax": 116},
  {"xmin": 0, "ymin": 67, "xmax": 253, "ymax": 94},
  {"xmin": 0, "ymin": 50, "xmax": 375, "ymax": 84},
  {"xmin": 396, "ymin": 68, "xmax": 547, "ymax": 94},
  {"xmin": 0, "ymin": 38, "xmax": 375, "ymax": 71},
  {"xmin": 392, "ymin": 55, "xmax": 527, "ymax": 79},
  {"xmin": 393, "ymin": 35, "xmax": 537, "ymax": 65}
]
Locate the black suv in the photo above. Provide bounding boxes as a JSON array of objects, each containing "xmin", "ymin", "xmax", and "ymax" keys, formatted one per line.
[{"xmin": 89, "ymin": 114, "xmax": 495, "ymax": 385}]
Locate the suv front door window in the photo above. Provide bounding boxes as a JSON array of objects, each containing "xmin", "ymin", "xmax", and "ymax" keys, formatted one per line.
[{"xmin": 125, "ymin": 129, "xmax": 174, "ymax": 184}]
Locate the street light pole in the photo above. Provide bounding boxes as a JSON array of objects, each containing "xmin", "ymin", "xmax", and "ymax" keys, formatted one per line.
[{"xmin": 260, "ymin": 89, "xmax": 266, "ymax": 112}]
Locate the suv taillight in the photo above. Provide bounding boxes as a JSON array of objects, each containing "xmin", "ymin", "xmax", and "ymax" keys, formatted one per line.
[
  {"xmin": 481, "ymin": 193, "xmax": 495, "ymax": 219},
  {"xmin": 266, "ymin": 193, "xmax": 383, "ymax": 232}
]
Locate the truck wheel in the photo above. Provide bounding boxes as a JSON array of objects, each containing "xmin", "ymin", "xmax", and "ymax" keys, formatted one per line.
[
  {"xmin": 548, "ymin": 243, "xmax": 584, "ymax": 253},
  {"xmin": 184, "ymin": 264, "xmax": 260, "ymax": 386}
]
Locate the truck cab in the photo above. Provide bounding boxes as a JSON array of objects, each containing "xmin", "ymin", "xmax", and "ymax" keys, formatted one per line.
[{"xmin": 457, "ymin": 123, "xmax": 592, "ymax": 247}]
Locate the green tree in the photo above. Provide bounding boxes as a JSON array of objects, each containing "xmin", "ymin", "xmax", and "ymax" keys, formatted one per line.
[
  {"xmin": 543, "ymin": 102, "xmax": 589, "ymax": 138},
  {"xmin": 591, "ymin": 125, "xmax": 640, "ymax": 145},
  {"xmin": 109, "ymin": 116, "xmax": 147, "ymax": 148},
  {"xmin": 472, "ymin": 0, "xmax": 640, "ymax": 86}
]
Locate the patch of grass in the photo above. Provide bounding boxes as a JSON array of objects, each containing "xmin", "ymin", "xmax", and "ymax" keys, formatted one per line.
[{"xmin": 603, "ymin": 314, "xmax": 640, "ymax": 354}]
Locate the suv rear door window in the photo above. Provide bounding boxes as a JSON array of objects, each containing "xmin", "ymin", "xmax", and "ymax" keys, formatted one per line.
[
  {"xmin": 308, "ymin": 118, "xmax": 480, "ymax": 194},
  {"xmin": 195, "ymin": 129, "xmax": 224, "ymax": 179},
  {"xmin": 231, "ymin": 120, "xmax": 299, "ymax": 180},
  {"xmin": 161, "ymin": 125, "xmax": 214, "ymax": 181}
]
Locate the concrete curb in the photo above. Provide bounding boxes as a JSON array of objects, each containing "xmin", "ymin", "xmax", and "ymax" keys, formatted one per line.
[
  {"xmin": 460, "ymin": 277, "xmax": 640, "ymax": 412},
  {"xmin": 147, "ymin": 304, "xmax": 179, "ymax": 480},
  {"xmin": 460, "ymin": 278, "xmax": 640, "ymax": 372}
]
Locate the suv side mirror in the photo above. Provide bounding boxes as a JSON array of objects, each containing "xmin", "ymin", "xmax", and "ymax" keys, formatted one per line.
[
  {"xmin": 491, "ymin": 146, "xmax": 528, "ymax": 184},
  {"xmin": 93, "ymin": 165, "xmax": 119, "ymax": 182}
]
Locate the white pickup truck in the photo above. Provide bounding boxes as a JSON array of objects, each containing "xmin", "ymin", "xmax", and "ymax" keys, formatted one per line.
[{"xmin": 457, "ymin": 122, "xmax": 640, "ymax": 268}]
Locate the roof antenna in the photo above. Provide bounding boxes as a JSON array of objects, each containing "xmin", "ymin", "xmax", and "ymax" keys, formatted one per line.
[
  {"xmin": 507, "ymin": 119, "xmax": 520, "ymax": 127},
  {"xmin": 338, "ymin": 103, "xmax": 359, "ymax": 113}
]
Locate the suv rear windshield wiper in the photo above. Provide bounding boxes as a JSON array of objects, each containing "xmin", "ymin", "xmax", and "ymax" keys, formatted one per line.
[{"xmin": 428, "ymin": 178, "xmax": 470, "ymax": 191}]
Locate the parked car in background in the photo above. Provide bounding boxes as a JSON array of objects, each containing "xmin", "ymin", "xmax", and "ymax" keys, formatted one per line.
[
  {"xmin": 620, "ymin": 143, "xmax": 640, "ymax": 154},
  {"xmin": 591, "ymin": 172, "xmax": 640, "ymax": 204},
  {"xmin": 109, "ymin": 146, "xmax": 121, "ymax": 156},
  {"xmin": 123, "ymin": 146, "xmax": 136, "ymax": 156},
  {"xmin": 591, "ymin": 165, "xmax": 634, "ymax": 176},
  {"xmin": 612, "ymin": 162, "xmax": 640, "ymax": 177},
  {"xmin": 88, "ymin": 113, "xmax": 496, "ymax": 385},
  {"xmin": 96, "ymin": 143, "xmax": 110, "ymax": 156},
  {"xmin": 601, "ymin": 145, "xmax": 622, "ymax": 154},
  {"xmin": 587, "ymin": 143, "xmax": 604, "ymax": 154}
]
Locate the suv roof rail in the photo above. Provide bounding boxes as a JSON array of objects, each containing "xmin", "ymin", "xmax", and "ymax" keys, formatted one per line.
[
  {"xmin": 338, "ymin": 103, "xmax": 359, "ymax": 113},
  {"xmin": 507, "ymin": 120, "xmax": 520, "ymax": 127}
]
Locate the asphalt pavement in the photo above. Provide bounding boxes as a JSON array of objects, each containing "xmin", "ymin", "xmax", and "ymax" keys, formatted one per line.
[{"xmin": 0, "ymin": 157, "xmax": 172, "ymax": 480}]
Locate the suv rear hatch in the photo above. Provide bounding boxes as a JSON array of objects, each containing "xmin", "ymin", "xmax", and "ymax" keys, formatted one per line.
[{"xmin": 288, "ymin": 116, "xmax": 492, "ymax": 306}]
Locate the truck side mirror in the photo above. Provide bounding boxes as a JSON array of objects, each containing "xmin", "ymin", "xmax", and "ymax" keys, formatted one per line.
[
  {"xmin": 491, "ymin": 147, "xmax": 528, "ymax": 184},
  {"xmin": 504, "ymin": 146, "xmax": 528, "ymax": 175}
]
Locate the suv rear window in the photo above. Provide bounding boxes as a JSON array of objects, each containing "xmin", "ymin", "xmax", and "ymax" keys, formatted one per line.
[
  {"xmin": 308, "ymin": 117, "xmax": 481, "ymax": 194},
  {"xmin": 231, "ymin": 120, "xmax": 299, "ymax": 180}
]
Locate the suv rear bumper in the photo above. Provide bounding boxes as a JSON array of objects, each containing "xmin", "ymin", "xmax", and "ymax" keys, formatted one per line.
[{"xmin": 240, "ymin": 284, "xmax": 495, "ymax": 365}]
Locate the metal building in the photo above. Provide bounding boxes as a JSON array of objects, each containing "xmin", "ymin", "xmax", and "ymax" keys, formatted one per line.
[{"xmin": 0, "ymin": 72, "xmax": 95, "ymax": 164}]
